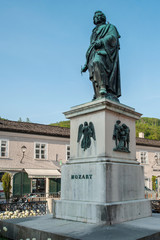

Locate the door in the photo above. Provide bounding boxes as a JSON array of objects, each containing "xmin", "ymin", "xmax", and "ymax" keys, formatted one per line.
[
  {"xmin": 13, "ymin": 172, "xmax": 31, "ymax": 196},
  {"xmin": 49, "ymin": 178, "xmax": 61, "ymax": 194}
]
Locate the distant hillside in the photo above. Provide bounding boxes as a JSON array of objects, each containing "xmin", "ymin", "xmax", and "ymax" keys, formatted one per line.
[
  {"xmin": 136, "ymin": 117, "xmax": 160, "ymax": 140},
  {"xmin": 50, "ymin": 121, "xmax": 70, "ymax": 128},
  {"xmin": 1, "ymin": 117, "xmax": 159, "ymax": 141},
  {"xmin": 0, "ymin": 117, "xmax": 8, "ymax": 120},
  {"xmin": 50, "ymin": 118, "xmax": 160, "ymax": 141}
]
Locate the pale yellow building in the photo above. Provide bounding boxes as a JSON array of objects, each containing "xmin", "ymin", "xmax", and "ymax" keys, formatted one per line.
[
  {"xmin": 0, "ymin": 119, "xmax": 70, "ymax": 197},
  {"xmin": 136, "ymin": 133, "xmax": 160, "ymax": 196},
  {"xmin": 1, "ymin": 119, "xmax": 160, "ymax": 200}
]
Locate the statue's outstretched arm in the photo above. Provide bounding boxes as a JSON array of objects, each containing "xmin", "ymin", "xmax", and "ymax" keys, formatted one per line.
[{"xmin": 81, "ymin": 64, "xmax": 88, "ymax": 74}]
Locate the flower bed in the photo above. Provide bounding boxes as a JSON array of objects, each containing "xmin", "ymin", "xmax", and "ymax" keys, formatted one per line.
[{"xmin": 0, "ymin": 209, "xmax": 40, "ymax": 220}]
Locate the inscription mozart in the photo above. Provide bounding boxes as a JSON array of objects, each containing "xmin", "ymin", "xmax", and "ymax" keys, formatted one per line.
[{"xmin": 71, "ymin": 174, "xmax": 93, "ymax": 180}]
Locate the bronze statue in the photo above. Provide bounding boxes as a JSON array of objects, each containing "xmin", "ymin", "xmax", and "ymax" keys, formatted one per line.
[
  {"xmin": 113, "ymin": 120, "xmax": 121, "ymax": 147},
  {"xmin": 77, "ymin": 122, "xmax": 96, "ymax": 151},
  {"xmin": 81, "ymin": 11, "xmax": 121, "ymax": 102},
  {"xmin": 113, "ymin": 121, "xmax": 130, "ymax": 153}
]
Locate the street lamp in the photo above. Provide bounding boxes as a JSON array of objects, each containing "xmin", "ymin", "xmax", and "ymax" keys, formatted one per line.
[
  {"xmin": 20, "ymin": 145, "xmax": 27, "ymax": 163},
  {"xmin": 154, "ymin": 154, "xmax": 158, "ymax": 164},
  {"xmin": 152, "ymin": 154, "xmax": 158, "ymax": 168}
]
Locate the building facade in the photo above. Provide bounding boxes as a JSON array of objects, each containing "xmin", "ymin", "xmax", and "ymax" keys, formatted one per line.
[
  {"xmin": 136, "ymin": 134, "xmax": 160, "ymax": 197},
  {"xmin": 1, "ymin": 119, "xmax": 160, "ymax": 199},
  {"xmin": 0, "ymin": 119, "xmax": 70, "ymax": 197}
]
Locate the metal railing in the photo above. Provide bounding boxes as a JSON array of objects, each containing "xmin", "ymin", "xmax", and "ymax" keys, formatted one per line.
[
  {"xmin": 145, "ymin": 191, "xmax": 158, "ymax": 200},
  {"xmin": 0, "ymin": 192, "xmax": 61, "ymax": 203},
  {"xmin": 152, "ymin": 200, "xmax": 160, "ymax": 213},
  {"xmin": 0, "ymin": 201, "xmax": 47, "ymax": 214}
]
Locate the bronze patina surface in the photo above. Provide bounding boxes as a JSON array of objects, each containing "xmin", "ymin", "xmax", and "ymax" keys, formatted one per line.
[
  {"xmin": 81, "ymin": 11, "xmax": 121, "ymax": 102},
  {"xmin": 113, "ymin": 120, "xmax": 130, "ymax": 153},
  {"xmin": 77, "ymin": 122, "xmax": 96, "ymax": 151}
]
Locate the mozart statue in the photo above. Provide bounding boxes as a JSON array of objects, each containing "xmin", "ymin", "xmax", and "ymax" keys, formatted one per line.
[{"xmin": 81, "ymin": 11, "xmax": 121, "ymax": 102}]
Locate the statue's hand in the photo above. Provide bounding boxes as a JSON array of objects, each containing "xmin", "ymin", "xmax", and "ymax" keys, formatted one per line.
[
  {"xmin": 81, "ymin": 64, "xmax": 88, "ymax": 74},
  {"xmin": 94, "ymin": 40, "xmax": 102, "ymax": 49}
]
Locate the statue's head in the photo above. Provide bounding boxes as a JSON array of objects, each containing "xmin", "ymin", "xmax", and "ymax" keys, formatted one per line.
[
  {"xmin": 84, "ymin": 121, "xmax": 88, "ymax": 126},
  {"xmin": 122, "ymin": 124, "xmax": 127, "ymax": 129},
  {"xmin": 93, "ymin": 11, "xmax": 106, "ymax": 25}
]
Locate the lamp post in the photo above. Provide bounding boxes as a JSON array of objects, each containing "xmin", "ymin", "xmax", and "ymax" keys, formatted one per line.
[
  {"xmin": 20, "ymin": 145, "xmax": 27, "ymax": 163},
  {"xmin": 154, "ymin": 154, "xmax": 158, "ymax": 164},
  {"xmin": 152, "ymin": 154, "xmax": 158, "ymax": 168}
]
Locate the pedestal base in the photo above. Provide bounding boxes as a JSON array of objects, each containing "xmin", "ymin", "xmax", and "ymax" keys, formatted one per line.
[
  {"xmin": 54, "ymin": 199, "xmax": 151, "ymax": 224},
  {"xmin": 53, "ymin": 161, "xmax": 152, "ymax": 224},
  {"xmin": 54, "ymin": 99, "xmax": 151, "ymax": 225}
]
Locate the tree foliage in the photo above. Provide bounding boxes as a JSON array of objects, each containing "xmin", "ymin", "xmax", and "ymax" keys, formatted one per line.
[
  {"xmin": 152, "ymin": 175, "xmax": 157, "ymax": 191},
  {"xmin": 50, "ymin": 121, "xmax": 70, "ymax": 128},
  {"xmin": 51, "ymin": 118, "xmax": 160, "ymax": 141},
  {"xmin": 26, "ymin": 117, "xmax": 30, "ymax": 123},
  {"xmin": 0, "ymin": 117, "xmax": 8, "ymax": 120},
  {"xmin": 18, "ymin": 117, "xmax": 31, "ymax": 122},
  {"xmin": 136, "ymin": 117, "xmax": 160, "ymax": 140},
  {"xmin": 2, "ymin": 172, "xmax": 11, "ymax": 202}
]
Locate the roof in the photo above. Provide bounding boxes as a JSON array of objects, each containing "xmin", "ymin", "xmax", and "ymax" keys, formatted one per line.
[
  {"xmin": 0, "ymin": 119, "xmax": 159, "ymax": 147},
  {"xmin": 136, "ymin": 137, "xmax": 160, "ymax": 148},
  {"xmin": 0, "ymin": 119, "xmax": 70, "ymax": 138}
]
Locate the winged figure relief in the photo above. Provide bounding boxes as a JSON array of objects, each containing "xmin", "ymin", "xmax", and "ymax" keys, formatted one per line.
[{"xmin": 77, "ymin": 122, "xmax": 96, "ymax": 151}]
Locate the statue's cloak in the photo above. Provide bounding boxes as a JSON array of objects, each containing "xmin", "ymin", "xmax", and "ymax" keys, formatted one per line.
[{"xmin": 86, "ymin": 23, "xmax": 121, "ymax": 97}]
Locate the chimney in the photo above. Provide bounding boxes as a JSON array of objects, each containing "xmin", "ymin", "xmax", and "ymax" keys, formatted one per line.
[{"xmin": 139, "ymin": 132, "xmax": 144, "ymax": 138}]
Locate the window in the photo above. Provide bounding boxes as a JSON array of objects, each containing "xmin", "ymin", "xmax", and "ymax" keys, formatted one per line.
[
  {"xmin": 140, "ymin": 151, "xmax": 148, "ymax": 164},
  {"xmin": 0, "ymin": 140, "xmax": 8, "ymax": 158},
  {"xmin": 66, "ymin": 145, "xmax": 70, "ymax": 160},
  {"xmin": 35, "ymin": 143, "xmax": 47, "ymax": 160},
  {"xmin": 145, "ymin": 178, "xmax": 150, "ymax": 189}
]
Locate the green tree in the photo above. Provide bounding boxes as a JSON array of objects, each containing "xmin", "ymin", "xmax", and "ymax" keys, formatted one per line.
[
  {"xmin": 152, "ymin": 175, "xmax": 157, "ymax": 191},
  {"xmin": 26, "ymin": 117, "xmax": 30, "ymax": 122},
  {"xmin": 18, "ymin": 117, "xmax": 22, "ymax": 122},
  {"xmin": 50, "ymin": 120, "xmax": 70, "ymax": 128},
  {"xmin": 2, "ymin": 172, "xmax": 11, "ymax": 202},
  {"xmin": 136, "ymin": 117, "xmax": 160, "ymax": 140},
  {"xmin": 0, "ymin": 117, "xmax": 7, "ymax": 120}
]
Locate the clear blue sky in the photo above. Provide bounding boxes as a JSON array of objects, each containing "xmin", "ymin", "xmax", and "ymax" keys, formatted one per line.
[{"xmin": 0, "ymin": 0, "xmax": 160, "ymax": 124}]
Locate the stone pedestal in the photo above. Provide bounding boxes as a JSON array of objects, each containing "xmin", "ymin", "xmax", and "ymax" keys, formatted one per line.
[{"xmin": 53, "ymin": 99, "xmax": 151, "ymax": 224}]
